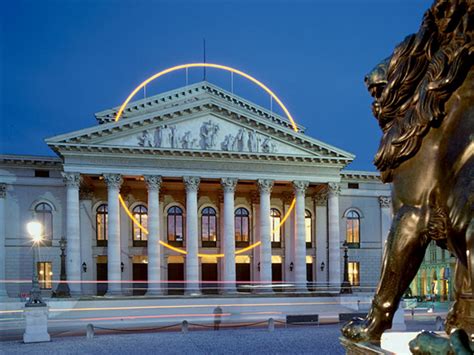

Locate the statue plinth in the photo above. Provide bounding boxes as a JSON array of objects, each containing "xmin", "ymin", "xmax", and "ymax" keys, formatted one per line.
[{"xmin": 23, "ymin": 305, "xmax": 50, "ymax": 343}]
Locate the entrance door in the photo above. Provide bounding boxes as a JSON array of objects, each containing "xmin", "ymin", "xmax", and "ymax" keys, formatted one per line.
[
  {"xmin": 272, "ymin": 263, "xmax": 282, "ymax": 292},
  {"xmin": 201, "ymin": 264, "xmax": 218, "ymax": 294},
  {"xmin": 96, "ymin": 263, "xmax": 108, "ymax": 296},
  {"xmin": 167, "ymin": 263, "xmax": 184, "ymax": 295},
  {"xmin": 132, "ymin": 263, "xmax": 148, "ymax": 296},
  {"xmin": 307, "ymin": 264, "xmax": 314, "ymax": 291},
  {"xmin": 236, "ymin": 263, "xmax": 251, "ymax": 293}
]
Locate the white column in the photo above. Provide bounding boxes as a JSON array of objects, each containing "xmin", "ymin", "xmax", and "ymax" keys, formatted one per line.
[
  {"xmin": 314, "ymin": 190, "xmax": 328, "ymax": 288},
  {"xmin": 282, "ymin": 192, "xmax": 294, "ymax": 283},
  {"xmin": 379, "ymin": 196, "xmax": 392, "ymax": 259},
  {"xmin": 328, "ymin": 182, "xmax": 341, "ymax": 291},
  {"xmin": 293, "ymin": 181, "xmax": 309, "ymax": 291},
  {"xmin": 62, "ymin": 172, "xmax": 82, "ymax": 295},
  {"xmin": 184, "ymin": 176, "xmax": 200, "ymax": 295},
  {"xmin": 145, "ymin": 176, "xmax": 162, "ymax": 295},
  {"xmin": 258, "ymin": 179, "xmax": 273, "ymax": 289},
  {"xmin": 79, "ymin": 188, "xmax": 94, "ymax": 296},
  {"xmin": 0, "ymin": 184, "xmax": 8, "ymax": 297},
  {"xmin": 221, "ymin": 178, "xmax": 238, "ymax": 293},
  {"xmin": 104, "ymin": 174, "xmax": 123, "ymax": 296}
]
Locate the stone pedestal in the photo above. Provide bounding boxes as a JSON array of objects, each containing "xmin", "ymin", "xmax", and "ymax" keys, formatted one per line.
[
  {"xmin": 391, "ymin": 306, "xmax": 407, "ymax": 331},
  {"xmin": 23, "ymin": 306, "xmax": 50, "ymax": 343}
]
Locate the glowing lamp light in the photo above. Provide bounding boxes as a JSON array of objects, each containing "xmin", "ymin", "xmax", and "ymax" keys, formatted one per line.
[{"xmin": 27, "ymin": 221, "xmax": 43, "ymax": 242}]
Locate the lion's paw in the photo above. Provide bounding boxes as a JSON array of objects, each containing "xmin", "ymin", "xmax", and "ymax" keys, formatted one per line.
[{"xmin": 341, "ymin": 317, "xmax": 373, "ymax": 342}]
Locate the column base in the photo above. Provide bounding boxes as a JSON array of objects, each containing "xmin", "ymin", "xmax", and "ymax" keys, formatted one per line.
[
  {"xmin": 105, "ymin": 290, "xmax": 122, "ymax": 297},
  {"xmin": 146, "ymin": 289, "xmax": 164, "ymax": 297},
  {"xmin": 184, "ymin": 290, "xmax": 202, "ymax": 296},
  {"xmin": 220, "ymin": 288, "xmax": 238, "ymax": 296}
]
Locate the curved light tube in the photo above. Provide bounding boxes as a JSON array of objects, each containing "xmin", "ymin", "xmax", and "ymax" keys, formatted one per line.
[{"xmin": 115, "ymin": 63, "xmax": 300, "ymax": 257}]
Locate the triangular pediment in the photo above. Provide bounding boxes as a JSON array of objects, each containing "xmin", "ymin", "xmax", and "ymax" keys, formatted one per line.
[{"xmin": 46, "ymin": 82, "xmax": 354, "ymax": 165}]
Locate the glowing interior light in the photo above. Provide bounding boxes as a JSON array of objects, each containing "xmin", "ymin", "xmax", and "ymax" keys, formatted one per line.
[{"xmin": 114, "ymin": 63, "xmax": 300, "ymax": 257}]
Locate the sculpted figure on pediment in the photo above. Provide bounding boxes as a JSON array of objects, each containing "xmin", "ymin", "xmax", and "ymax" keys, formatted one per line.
[
  {"xmin": 138, "ymin": 130, "xmax": 153, "ymax": 147},
  {"xmin": 261, "ymin": 136, "xmax": 277, "ymax": 153},
  {"xmin": 199, "ymin": 120, "xmax": 219, "ymax": 149},
  {"xmin": 153, "ymin": 125, "xmax": 177, "ymax": 148},
  {"xmin": 248, "ymin": 130, "xmax": 259, "ymax": 152},
  {"xmin": 221, "ymin": 134, "xmax": 236, "ymax": 151},
  {"xmin": 181, "ymin": 131, "xmax": 197, "ymax": 149}
]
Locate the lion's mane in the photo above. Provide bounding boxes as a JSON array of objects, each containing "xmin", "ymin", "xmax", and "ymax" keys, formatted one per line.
[{"xmin": 374, "ymin": 0, "xmax": 473, "ymax": 182}]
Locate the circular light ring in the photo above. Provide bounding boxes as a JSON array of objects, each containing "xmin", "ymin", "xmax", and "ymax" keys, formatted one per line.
[{"xmin": 115, "ymin": 63, "xmax": 299, "ymax": 257}]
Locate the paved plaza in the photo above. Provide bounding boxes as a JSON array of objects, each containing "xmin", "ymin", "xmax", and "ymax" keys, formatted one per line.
[
  {"xmin": 1, "ymin": 317, "xmax": 442, "ymax": 355},
  {"xmin": 2, "ymin": 325, "xmax": 345, "ymax": 355}
]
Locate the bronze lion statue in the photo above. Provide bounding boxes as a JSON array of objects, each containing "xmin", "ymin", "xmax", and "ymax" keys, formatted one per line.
[{"xmin": 342, "ymin": 0, "xmax": 473, "ymax": 343}]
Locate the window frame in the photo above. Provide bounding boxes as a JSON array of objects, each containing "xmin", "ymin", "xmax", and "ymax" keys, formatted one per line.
[
  {"xmin": 132, "ymin": 204, "xmax": 148, "ymax": 247},
  {"xmin": 348, "ymin": 261, "xmax": 360, "ymax": 287},
  {"xmin": 201, "ymin": 207, "xmax": 217, "ymax": 247},
  {"xmin": 167, "ymin": 206, "xmax": 184, "ymax": 247},
  {"xmin": 37, "ymin": 261, "xmax": 52, "ymax": 289},
  {"xmin": 305, "ymin": 209, "xmax": 312, "ymax": 248},
  {"xmin": 345, "ymin": 210, "xmax": 360, "ymax": 248},
  {"xmin": 96, "ymin": 204, "xmax": 108, "ymax": 247},
  {"xmin": 34, "ymin": 202, "xmax": 53, "ymax": 246},
  {"xmin": 270, "ymin": 208, "xmax": 282, "ymax": 248},
  {"xmin": 235, "ymin": 207, "xmax": 250, "ymax": 247}
]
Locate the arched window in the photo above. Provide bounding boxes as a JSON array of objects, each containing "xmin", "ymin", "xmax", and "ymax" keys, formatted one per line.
[
  {"xmin": 270, "ymin": 208, "xmax": 281, "ymax": 248},
  {"xmin": 305, "ymin": 210, "xmax": 312, "ymax": 248},
  {"xmin": 201, "ymin": 207, "xmax": 217, "ymax": 247},
  {"xmin": 132, "ymin": 204, "xmax": 148, "ymax": 246},
  {"xmin": 34, "ymin": 202, "xmax": 53, "ymax": 243},
  {"xmin": 167, "ymin": 206, "xmax": 184, "ymax": 246},
  {"xmin": 346, "ymin": 210, "xmax": 360, "ymax": 247},
  {"xmin": 96, "ymin": 204, "xmax": 108, "ymax": 246},
  {"xmin": 235, "ymin": 207, "xmax": 250, "ymax": 247}
]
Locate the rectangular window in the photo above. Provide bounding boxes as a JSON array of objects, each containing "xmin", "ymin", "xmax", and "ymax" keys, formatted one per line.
[
  {"xmin": 34, "ymin": 170, "xmax": 50, "ymax": 178},
  {"xmin": 348, "ymin": 183, "xmax": 359, "ymax": 189},
  {"xmin": 348, "ymin": 261, "xmax": 360, "ymax": 287},
  {"xmin": 37, "ymin": 262, "xmax": 52, "ymax": 289},
  {"xmin": 305, "ymin": 217, "xmax": 312, "ymax": 248}
]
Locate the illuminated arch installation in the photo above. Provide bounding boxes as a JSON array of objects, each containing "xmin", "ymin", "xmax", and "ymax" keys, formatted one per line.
[{"xmin": 116, "ymin": 63, "xmax": 299, "ymax": 257}]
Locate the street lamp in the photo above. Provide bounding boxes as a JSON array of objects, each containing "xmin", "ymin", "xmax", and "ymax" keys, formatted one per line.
[
  {"xmin": 340, "ymin": 241, "xmax": 352, "ymax": 294},
  {"xmin": 26, "ymin": 221, "xmax": 46, "ymax": 307},
  {"xmin": 53, "ymin": 237, "xmax": 70, "ymax": 297}
]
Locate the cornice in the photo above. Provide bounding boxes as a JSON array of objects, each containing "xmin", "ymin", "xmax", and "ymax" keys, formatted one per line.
[
  {"xmin": 0, "ymin": 154, "xmax": 62, "ymax": 169},
  {"xmin": 341, "ymin": 170, "xmax": 381, "ymax": 182},
  {"xmin": 49, "ymin": 142, "xmax": 352, "ymax": 166},
  {"xmin": 94, "ymin": 81, "xmax": 305, "ymax": 133}
]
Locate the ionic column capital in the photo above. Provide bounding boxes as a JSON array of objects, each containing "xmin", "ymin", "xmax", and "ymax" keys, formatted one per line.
[
  {"xmin": 62, "ymin": 172, "xmax": 82, "ymax": 188},
  {"xmin": 183, "ymin": 176, "xmax": 200, "ymax": 193},
  {"xmin": 144, "ymin": 175, "xmax": 162, "ymax": 191},
  {"xmin": 103, "ymin": 173, "xmax": 123, "ymax": 189},
  {"xmin": 378, "ymin": 196, "xmax": 392, "ymax": 208},
  {"xmin": 328, "ymin": 182, "xmax": 341, "ymax": 197},
  {"xmin": 221, "ymin": 178, "xmax": 238, "ymax": 193},
  {"xmin": 257, "ymin": 179, "xmax": 274, "ymax": 194},
  {"xmin": 293, "ymin": 180, "xmax": 309, "ymax": 196},
  {"xmin": 0, "ymin": 183, "xmax": 6, "ymax": 199}
]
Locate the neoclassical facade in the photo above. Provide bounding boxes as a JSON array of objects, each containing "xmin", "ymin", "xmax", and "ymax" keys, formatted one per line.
[{"xmin": 0, "ymin": 82, "xmax": 391, "ymax": 297}]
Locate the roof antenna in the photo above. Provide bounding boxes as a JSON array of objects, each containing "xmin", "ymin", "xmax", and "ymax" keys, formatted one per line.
[{"xmin": 203, "ymin": 38, "xmax": 207, "ymax": 81}]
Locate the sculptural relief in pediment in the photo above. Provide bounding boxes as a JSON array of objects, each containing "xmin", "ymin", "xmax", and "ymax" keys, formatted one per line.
[{"xmin": 136, "ymin": 118, "xmax": 278, "ymax": 153}]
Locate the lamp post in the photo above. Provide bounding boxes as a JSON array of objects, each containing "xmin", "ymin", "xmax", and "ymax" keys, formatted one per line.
[
  {"xmin": 340, "ymin": 241, "xmax": 352, "ymax": 294},
  {"xmin": 25, "ymin": 221, "xmax": 46, "ymax": 307},
  {"xmin": 53, "ymin": 237, "xmax": 70, "ymax": 297}
]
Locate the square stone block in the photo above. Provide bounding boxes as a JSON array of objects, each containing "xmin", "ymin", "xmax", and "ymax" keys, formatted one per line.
[{"xmin": 23, "ymin": 306, "xmax": 50, "ymax": 343}]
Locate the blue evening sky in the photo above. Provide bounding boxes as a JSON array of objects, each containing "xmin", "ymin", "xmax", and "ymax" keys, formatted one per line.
[{"xmin": 1, "ymin": 0, "xmax": 432, "ymax": 171}]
